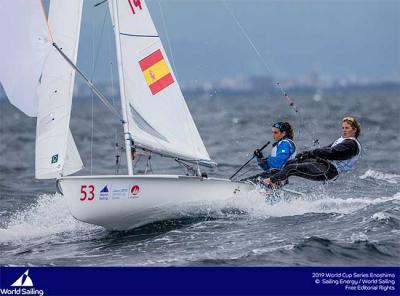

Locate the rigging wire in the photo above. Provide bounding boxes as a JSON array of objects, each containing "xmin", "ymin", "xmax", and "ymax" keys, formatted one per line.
[
  {"xmin": 90, "ymin": 93, "xmax": 94, "ymax": 175},
  {"xmin": 92, "ymin": 1, "xmax": 126, "ymax": 174},
  {"xmin": 53, "ymin": 43, "xmax": 123, "ymax": 122},
  {"xmin": 90, "ymin": 5, "xmax": 97, "ymax": 175},
  {"xmin": 221, "ymin": 0, "xmax": 298, "ymax": 113},
  {"xmin": 106, "ymin": 10, "xmax": 122, "ymax": 174},
  {"xmin": 91, "ymin": 5, "xmax": 109, "ymax": 79},
  {"xmin": 89, "ymin": 0, "xmax": 110, "ymax": 175},
  {"xmin": 157, "ymin": 0, "xmax": 178, "ymax": 78},
  {"xmin": 51, "ymin": 2, "xmax": 122, "ymax": 122},
  {"xmin": 156, "ymin": 0, "xmax": 204, "ymax": 164},
  {"xmin": 235, "ymin": 165, "xmax": 256, "ymax": 181},
  {"xmin": 221, "ymin": 0, "xmax": 321, "ymax": 146}
]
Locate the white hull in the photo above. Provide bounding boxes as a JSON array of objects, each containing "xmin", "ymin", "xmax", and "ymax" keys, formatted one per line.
[{"xmin": 59, "ymin": 175, "xmax": 254, "ymax": 230}]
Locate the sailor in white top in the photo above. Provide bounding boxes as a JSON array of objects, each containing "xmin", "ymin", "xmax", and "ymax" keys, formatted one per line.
[{"xmin": 265, "ymin": 117, "xmax": 361, "ymax": 185}]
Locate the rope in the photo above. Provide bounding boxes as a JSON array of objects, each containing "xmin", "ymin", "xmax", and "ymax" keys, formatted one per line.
[
  {"xmin": 91, "ymin": 5, "xmax": 109, "ymax": 78},
  {"xmin": 219, "ymin": 0, "xmax": 327, "ymax": 149},
  {"xmin": 221, "ymin": 0, "xmax": 299, "ymax": 113},
  {"xmin": 157, "ymin": 0, "xmax": 178, "ymax": 77},
  {"xmin": 144, "ymin": 154, "xmax": 153, "ymax": 174},
  {"xmin": 39, "ymin": 0, "xmax": 54, "ymax": 42},
  {"xmin": 90, "ymin": 9, "xmax": 96, "ymax": 175},
  {"xmin": 156, "ymin": 0, "xmax": 198, "ymax": 160},
  {"xmin": 235, "ymin": 165, "xmax": 257, "ymax": 181}
]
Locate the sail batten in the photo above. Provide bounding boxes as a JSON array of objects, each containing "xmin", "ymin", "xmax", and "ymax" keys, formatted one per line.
[
  {"xmin": 110, "ymin": 0, "xmax": 212, "ymax": 163},
  {"xmin": 120, "ymin": 33, "xmax": 159, "ymax": 38}
]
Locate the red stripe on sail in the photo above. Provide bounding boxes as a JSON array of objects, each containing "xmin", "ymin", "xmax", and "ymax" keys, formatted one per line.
[
  {"xmin": 148, "ymin": 73, "xmax": 174, "ymax": 95},
  {"xmin": 139, "ymin": 50, "xmax": 164, "ymax": 71}
]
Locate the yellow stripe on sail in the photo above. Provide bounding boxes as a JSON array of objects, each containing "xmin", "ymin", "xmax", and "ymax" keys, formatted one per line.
[{"xmin": 143, "ymin": 59, "xmax": 171, "ymax": 85}]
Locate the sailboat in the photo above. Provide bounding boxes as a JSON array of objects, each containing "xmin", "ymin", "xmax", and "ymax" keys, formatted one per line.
[{"xmin": 0, "ymin": 0, "xmax": 254, "ymax": 230}]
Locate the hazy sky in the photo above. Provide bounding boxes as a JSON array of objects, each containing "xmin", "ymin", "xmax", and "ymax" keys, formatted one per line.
[{"xmin": 76, "ymin": 0, "xmax": 399, "ymax": 85}]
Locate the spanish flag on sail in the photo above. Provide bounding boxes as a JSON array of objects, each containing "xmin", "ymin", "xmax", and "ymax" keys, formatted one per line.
[{"xmin": 139, "ymin": 49, "xmax": 175, "ymax": 95}]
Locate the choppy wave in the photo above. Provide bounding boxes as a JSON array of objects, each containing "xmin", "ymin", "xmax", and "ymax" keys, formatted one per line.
[
  {"xmin": 369, "ymin": 211, "xmax": 399, "ymax": 228},
  {"xmin": 2, "ymin": 190, "xmax": 399, "ymax": 245},
  {"xmin": 188, "ymin": 235, "xmax": 398, "ymax": 266},
  {"xmin": 223, "ymin": 190, "xmax": 400, "ymax": 218},
  {"xmin": 0, "ymin": 193, "xmax": 100, "ymax": 244},
  {"xmin": 372, "ymin": 212, "xmax": 391, "ymax": 221},
  {"xmin": 289, "ymin": 236, "xmax": 395, "ymax": 265},
  {"xmin": 0, "ymin": 187, "xmax": 399, "ymax": 267},
  {"xmin": 359, "ymin": 169, "xmax": 400, "ymax": 184}
]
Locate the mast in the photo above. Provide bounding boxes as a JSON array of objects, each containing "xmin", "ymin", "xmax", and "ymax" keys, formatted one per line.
[{"xmin": 110, "ymin": 0, "xmax": 134, "ymax": 175}]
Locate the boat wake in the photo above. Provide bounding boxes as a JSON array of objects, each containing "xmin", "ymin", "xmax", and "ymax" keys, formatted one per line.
[
  {"xmin": 153, "ymin": 189, "xmax": 400, "ymax": 223},
  {"xmin": 1, "ymin": 190, "xmax": 398, "ymax": 244},
  {"xmin": 359, "ymin": 169, "xmax": 400, "ymax": 184},
  {"xmin": 220, "ymin": 190, "xmax": 400, "ymax": 219},
  {"xmin": 0, "ymin": 193, "xmax": 100, "ymax": 244}
]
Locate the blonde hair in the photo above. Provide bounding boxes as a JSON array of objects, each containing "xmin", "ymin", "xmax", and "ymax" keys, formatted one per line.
[{"xmin": 342, "ymin": 116, "xmax": 361, "ymax": 138}]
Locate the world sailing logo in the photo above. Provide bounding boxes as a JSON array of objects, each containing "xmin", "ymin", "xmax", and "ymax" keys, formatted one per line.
[
  {"xmin": 11, "ymin": 270, "xmax": 33, "ymax": 287},
  {"xmin": 99, "ymin": 185, "xmax": 110, "ymax": 200},
  {"xmin": 0, "ymin": 270, "xmax": 44, "ymax": 296}
]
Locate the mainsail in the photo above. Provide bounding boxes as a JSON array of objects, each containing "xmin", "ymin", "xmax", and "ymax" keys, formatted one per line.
[
  {"xmin": 109, "ymin": 0, "xmax": 212, "ymax": 163},
  {"xmin": 0, "ymin": 0, "xmax": 51, "ymax": 117},
  {"xmin": 35, "ymin": 0, "xmax": 83, "ymax": 179}
]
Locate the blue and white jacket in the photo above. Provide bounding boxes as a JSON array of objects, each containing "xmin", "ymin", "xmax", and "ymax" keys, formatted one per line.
[{"xmin": 257, "ymin": 138, "xmax": 296, "ymax": 171}]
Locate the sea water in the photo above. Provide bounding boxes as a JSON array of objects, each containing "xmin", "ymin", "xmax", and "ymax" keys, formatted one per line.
[{"xmin": 0, "ymin": 88, "xmax": 399, "ymax": 266}]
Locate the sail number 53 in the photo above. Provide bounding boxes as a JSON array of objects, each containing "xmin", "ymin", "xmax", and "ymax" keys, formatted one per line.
[
  {"xmin": 128, "ymin": 0, "xmax": 142, "ymax": 14},
  {"xmin": 80, "ymin": 185, "xmax": 95, "ymax": 201}
]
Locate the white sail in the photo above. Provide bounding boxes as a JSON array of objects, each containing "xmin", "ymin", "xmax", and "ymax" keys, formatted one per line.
[
  {"xmin": 35, "ymin": 0, "xmax": 83, "ymax": 179},
  {"xmin": 110, "ymin": 0, "xmax": 211, "ymax": 163},
  {"xmin": 63, "ymin": 130, "xmax": 84, "ymax": 177},
  {"xmin": 0, "ymin": 0, "xmax": 51, "ymax": 117}
]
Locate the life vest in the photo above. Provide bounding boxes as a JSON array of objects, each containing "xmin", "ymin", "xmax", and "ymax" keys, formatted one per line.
[
  {"xmin": 271, "ymin": 138, "xmax": 297, "ymax": 160},
  {"xmin": 330, "ymin": 137, "xmax": 361, "ymax": 173}
]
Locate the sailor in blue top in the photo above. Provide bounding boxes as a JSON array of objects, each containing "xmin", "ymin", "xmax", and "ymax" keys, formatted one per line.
[
  {"xmin": 245, "ymin": 122, "xmax": 296, "ymax": 181},
  {"xmin": 265, "ymin": 117, "xmax": 361, "ymax": 186}
]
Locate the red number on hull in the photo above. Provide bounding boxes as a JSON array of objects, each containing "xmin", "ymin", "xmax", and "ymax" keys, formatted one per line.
[
  {"xmin": 88, "ymin": 185, "xmax": 95, "ymax": 201},
  {"xmin": 80, "ymin": 185, "xmax": 87, "ymax": 201},
  {"xmin": 80, "ymin": 185, "xmax": 95, "ymax": 201}
]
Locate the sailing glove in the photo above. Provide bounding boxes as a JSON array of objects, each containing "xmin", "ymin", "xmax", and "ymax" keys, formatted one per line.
[{"xmin": 254, "ymin": 149, "xmax": 264, "ymax": 159}]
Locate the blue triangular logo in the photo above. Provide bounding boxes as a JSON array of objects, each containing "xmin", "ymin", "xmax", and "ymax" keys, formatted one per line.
[{"xmin": 100, "ymin": 185, "xmax": 109, "ymax": 193}]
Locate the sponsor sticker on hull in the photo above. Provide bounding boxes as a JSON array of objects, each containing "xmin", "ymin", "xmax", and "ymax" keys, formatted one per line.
[
  {"xmin": 99, "ymin": 185, "xmax": 111, "ymax": 200},
  {"xmin": 111, "ymin": 187, "xmax": 129, "ymax": 200},
  {"xmin": 130, "ymin": 185, "xmax": 140, "ymax": 198}
]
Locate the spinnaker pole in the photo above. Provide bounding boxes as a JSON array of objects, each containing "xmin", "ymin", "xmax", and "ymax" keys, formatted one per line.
[{"xmin": 52, "ymin": 42, "xmax": 123, "ymax": 122}]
